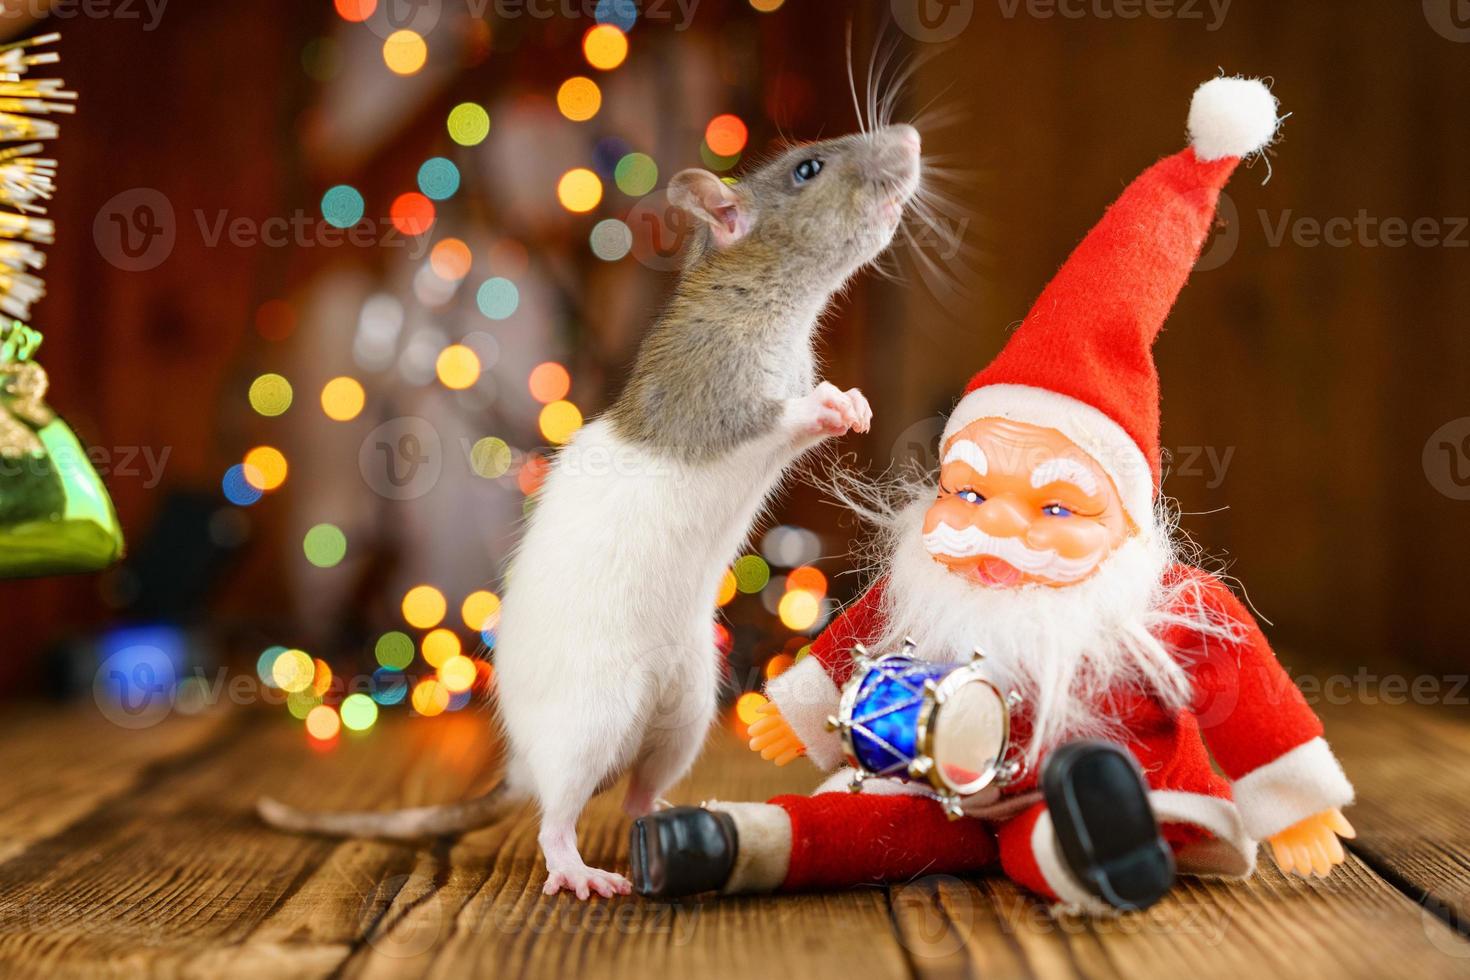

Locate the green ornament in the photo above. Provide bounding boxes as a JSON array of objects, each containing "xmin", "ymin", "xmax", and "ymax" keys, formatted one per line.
[{"xmin": 0, "ymin": 323, "xmax": 125, "ymax": 578}]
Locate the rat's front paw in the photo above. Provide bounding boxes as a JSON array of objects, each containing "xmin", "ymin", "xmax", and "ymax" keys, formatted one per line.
[{"xmin": 786, "ymin": 382, "xmax": 871, "ymax": 441}]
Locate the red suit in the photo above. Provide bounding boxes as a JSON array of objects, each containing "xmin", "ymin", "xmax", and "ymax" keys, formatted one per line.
[{"xmin": 761, "ymin": 566, "xmax": 1354, "ymax": 908}]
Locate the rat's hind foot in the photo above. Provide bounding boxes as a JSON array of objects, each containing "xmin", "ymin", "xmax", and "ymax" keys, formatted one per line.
[{"xmin": 542, "ymin": 863, "xmax": 633, "ymax": 900}]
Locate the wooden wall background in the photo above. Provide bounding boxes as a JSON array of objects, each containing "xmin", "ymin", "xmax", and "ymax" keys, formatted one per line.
[{"xmin": 2, "ymin": 0, "xmax": 1466, "ymax": 689}]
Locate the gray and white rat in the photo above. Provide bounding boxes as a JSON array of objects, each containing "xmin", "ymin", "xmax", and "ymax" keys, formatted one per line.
[{"xmin": 259, "ymin": 122, "xmax": 923, "ymax": 899}]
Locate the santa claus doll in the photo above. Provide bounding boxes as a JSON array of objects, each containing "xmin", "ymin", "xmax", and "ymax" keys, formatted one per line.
[{"xmin": 628, "ymin": 76, "xmax": 1356, "ymax": 913}]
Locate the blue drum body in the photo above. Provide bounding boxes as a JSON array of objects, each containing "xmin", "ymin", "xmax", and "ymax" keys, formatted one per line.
[{"xmin": 844, "ymin": 657, "xmax": 955, "ymax": 778}]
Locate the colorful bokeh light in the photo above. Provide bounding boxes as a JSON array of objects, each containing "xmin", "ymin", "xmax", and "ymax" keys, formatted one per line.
[
  {"xmin": 538, "ymin": 400, "xmax": 583, "ymax": 445},
  {"xmin": 375, "ymin": 631, "xmax": 415, "ymax": 670},
  {"xmin": 476, "ymin": 277, "xmax": 519, "ymax": 319},
  {"xmin": 589, "ymin": 218, "xmax": 631, "ymax": 260},
  {"xmin": 248, "ymin": 373, "xmax": 292, "ymax": 417},
  {"xmin": 303, "ymin": 523, "xmax": 348, "ymax": 568},
  {"xmin": 334, "ymin": 0, "xmax": 376, "ymax": 21},
  {"xmin": 320, "ymin": 376, "xmax": 365, "ymax": 421},
  {"xmin": 583, "ymin": 24, "xmax": 628, "ymax": 70},
  {"xmin": 439, "ymin": 655, "xmax": 476, "ymax": 693},
  {"xmin": 614, "ymin": 152, "xmax": 658, "ymax": 196},
  {"xmin": 447, "ymin": 102, "xmax": 490, "ymax": 146},
  {"xmin": 556, "ymin": 76, "xmax": 602, "ymax": 122},
  {"xmin": 733, "ymin": 554, "xmax": 771, "ymax": 593},
  {"xmin": 778, "ymin": 589, "xmax": 820, "ymax": 631},
  {"xmin": 735, "ymin": 692, "xmax": 768, "ymax": 725},
  {"xmin": 412, "ymin": 678, "xmax": 450, "ymax": 717},
  {"xmin": 557, "ymin": 168, "xmax": 603, "ymax": 213},
  {"xmin": 430, "ymin": 238, "xmax": 472, "ymax": 280},
  {"xmin": 340, "ymin": 693, "xmax": 379, "ymax": 732},
  {"xmin": 402, "ymin": 585, "xmax": 447, "ymax": 628},
  {"xmin": 222, "ymin": 465, "xmax": 263, "ymax": 506},
  {"xmin": 321, "ymin": 185, "xmax": 364, "ymax": 229},
  {"xmin": 461, "ymin": 590, "xmax": 502, "ymax": 631},
  {"xmin": 305, "ymin": 704, "xmax": 341, "ymax": 740},
  {"xmin": 382, "ymin": 29, "xmax": 427, "ymax": 76},
  {"xmin": 528, "ymin": 362, "xmax": 571, "ymax": 404},
  {"xmin": 421, "ymin": 628, "xmax": 461, "ymax": 667},
  {"xmin": 470, "ymin": 437, "xmax": 512, "ymax": 478},
  {"xmin": 705, "ymin": 114, "xmax": 749, "ymax": 157},
  {"xmin": 390, "ymin": 192, "xmax": 435, "ymax": 236},
  {"xmin": 243, "ymin": 446, "xmax": 288, "ymax": 491},
  {"xmin": 435, "ymin": 344, "xmax": 481, "ymax": 389},
  {"xmin": 417, "ymin": 157, "xmax": 460, "ymax": 200},
  {"xmin": 272, "ymin": 649, "xmax": 315, "ymax": 694},
  {"xmin": 716, "ymin": 569, "xmax": 738, "ymax": 606}
]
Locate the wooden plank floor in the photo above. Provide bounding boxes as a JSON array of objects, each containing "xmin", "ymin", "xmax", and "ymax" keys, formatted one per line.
[{"xmin": 1, "ymin": 690, "xmax": 1467, "ymax": 979}]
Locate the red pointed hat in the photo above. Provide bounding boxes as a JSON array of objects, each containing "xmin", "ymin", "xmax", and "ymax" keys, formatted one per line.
[{"xmin": 942, "ymin": 76, "xmax": 1282, "ymax": 525}]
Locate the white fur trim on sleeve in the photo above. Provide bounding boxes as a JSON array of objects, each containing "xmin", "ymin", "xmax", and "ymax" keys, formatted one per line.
[
  {"xmin": 764, "ymin": 655, "xmax": 846, "ymax": 770},
  {"xmin": 1230, "ymin": 737, "xmax": 1355, "ymax": 841}
]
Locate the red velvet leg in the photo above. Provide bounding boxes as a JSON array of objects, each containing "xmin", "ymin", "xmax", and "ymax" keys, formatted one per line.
[
  {"xmin": 996, "ymin": 802, "xmax": 1058, "ymax": 900},
  {"xmin": 770, "ymin": 792, "xmax": 998, "ymax": 892}
]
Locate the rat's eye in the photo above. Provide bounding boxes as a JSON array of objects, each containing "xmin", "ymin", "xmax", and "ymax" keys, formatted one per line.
[
  {"xmin": 792, "ymin": 159, "xmax": 823, "ymax": 184},
  {"xmin": 957, "ymin": 490, "xmax": 984, "ymax": 505},
  {"xmin": 1042, "ymin": 504, "xmax": 1073, "ymax": 518}
]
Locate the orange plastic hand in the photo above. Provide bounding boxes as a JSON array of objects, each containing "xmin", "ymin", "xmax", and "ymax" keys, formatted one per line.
[
  {"xmin": 1267, "ymin": 808, "xmax": 1356, "ymax": 878},
  {"xmin": 747, "ymin": 701, "xmax": 807, "ymax": 766}
]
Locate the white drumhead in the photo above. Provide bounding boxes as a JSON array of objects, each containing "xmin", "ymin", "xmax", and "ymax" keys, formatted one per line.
[{"xmin": 930, "ymin": 677, "xmax": 1010, "ymax": 795}]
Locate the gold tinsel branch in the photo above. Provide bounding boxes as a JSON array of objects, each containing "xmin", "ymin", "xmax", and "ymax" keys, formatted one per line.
[{"xmin": 0, "ymin": 32, "xmax": 71, "ymax": 328}]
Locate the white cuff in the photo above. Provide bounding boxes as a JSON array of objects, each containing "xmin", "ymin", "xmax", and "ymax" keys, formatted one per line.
[
  {"xmin": 765, "ymin": 656, "xmax": 845, "ymax": 771},
  {"xmin": 1230, "ymin": 737, "xmax": 1355, "ymax": 841}
]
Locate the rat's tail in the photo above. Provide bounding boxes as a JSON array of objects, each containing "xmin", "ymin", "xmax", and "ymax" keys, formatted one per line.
[{"xmin": 256, "ymin": 782, "xmax": 520, "ymax": 840}]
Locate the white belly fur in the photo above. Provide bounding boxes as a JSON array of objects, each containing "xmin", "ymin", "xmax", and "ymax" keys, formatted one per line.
[{"xmin": 493, "ymin": 417, "xmax": 803, "ymax": 791}]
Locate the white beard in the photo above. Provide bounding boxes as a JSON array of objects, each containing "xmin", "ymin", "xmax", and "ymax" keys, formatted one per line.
[{"xmin": 869, "ymin": 497, "xmax": 1235, "ymax": 768}]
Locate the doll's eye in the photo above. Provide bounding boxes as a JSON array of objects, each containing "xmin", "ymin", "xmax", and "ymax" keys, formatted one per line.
[
  {"xmin": 1042, "ymin": 504, "xmax": 1072, "ymax": 518},
  {"xmin": 793, "ymin": 159, "xmax": 823, "ymax": 184},
  {"xmin": 957, "ymin": 490, "xmax": 984, "ymax": 505}
]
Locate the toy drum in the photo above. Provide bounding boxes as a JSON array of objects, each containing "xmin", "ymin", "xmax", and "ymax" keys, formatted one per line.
[{"xmin": 826, "ymin": 639, "xmax": 1023, "ymax": 818}]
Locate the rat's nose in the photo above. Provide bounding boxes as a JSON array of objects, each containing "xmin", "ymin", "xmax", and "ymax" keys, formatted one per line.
[{"xmin": 885, "ymin": 124, "xmax": 922, "ymax": 153}]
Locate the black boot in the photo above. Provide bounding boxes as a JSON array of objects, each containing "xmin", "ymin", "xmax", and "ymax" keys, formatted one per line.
[
  {"xmin": 628, "ymin": 807, "xmax": 738, "ymax": 899},
  {"xmin": 1041, "ymin": 740, "xmax": 1175, "ymax": 911}
]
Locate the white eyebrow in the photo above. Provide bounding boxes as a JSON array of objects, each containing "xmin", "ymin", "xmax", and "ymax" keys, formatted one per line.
[
  {"xmin": 1030, "ymin": 457, "xmax": 1099, "ymax": 496},
  {"xmin": 941, "ymin": 439, "xmax": 988, "ymax": 475}
]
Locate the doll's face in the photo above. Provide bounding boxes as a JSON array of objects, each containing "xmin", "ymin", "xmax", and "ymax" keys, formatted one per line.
[{"xmin": 921, "ymin": 418, "xmax": 1133, "ymax": 588}]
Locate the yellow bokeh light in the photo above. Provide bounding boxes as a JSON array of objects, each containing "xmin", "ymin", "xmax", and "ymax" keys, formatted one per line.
[
  {"xmin": 582, "ymin": 25, "xmax": 628, "ymax": 70},
  {"xmin": 402, "ymin": 585, "xmax": 446, "ymax": 629},
  {"xmin": 778, "ymin": 589, "xmax": 820, "ymax": 631},
  {"xmin": 749, "ymin": 0, "xmax": 784, "ymax": 10},
  {"xmin": 538, "ymin": 400, "xmax": 583, "ymax": 445},
  {"xmin": 412, "ymin": 678, "xmax": 450, "ymax": 717},
  {"xmin": 248, "ymin": 373, "xmax": 293, "ymax": 417},
  {"xmin": 556, "ymin": 76, "xmax": 602, "ymax": 122},
  {"xmin": 716, "ymin": 569, "xmax": 738, "ymax": 607},
  {"xmin": 243, "ymin": 446, "xmax": 288, "ymax": 491},
  {"xmin": 765, "ymin": 653, "xmax": 795, "ymax": 679},
  {"xmin": 421, "ymin": 627, "xmax": 461, "ymax": 668},
  {"xmin": 462, "ymin": 590, "xmax": 501, "ymax": 631},
  {"xmin": 436, "ymin": 344, "xmax": 481, "ymax": 390},
  {"xmin": 271, "ymin": 649, "xmax": 315, "ymax": 693},
  {"xmin": 305, "ymin": 704, "xmax": 341, "ymax": 740},
  {"xmin": 321, "ymin": 376, "xmax": 365, "ymax": 421},
  {"xmin": 382, "ymin": 29, "xmax": 427, "ymax": 76},
  {"xmin": 439, "ymin": 654, "xmax": 476, "ymax": 693},
  {"xmin": 735, "ymin": 691, "xmax": 768, "ymax": 725},
  {"xmin": 556, "ymin": 168, "xmax": 603, "ymax": 212}
]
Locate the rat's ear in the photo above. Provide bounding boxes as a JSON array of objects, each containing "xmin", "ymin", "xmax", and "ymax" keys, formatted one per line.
[{"xmin": 667, "ymin": 169, "xmax": 752, "ymax": 248}]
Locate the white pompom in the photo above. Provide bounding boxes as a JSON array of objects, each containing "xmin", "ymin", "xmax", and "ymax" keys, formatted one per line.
[{"xmin": 1187, "ymin": 76, "xmax": 1281, "ymax": 162}]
